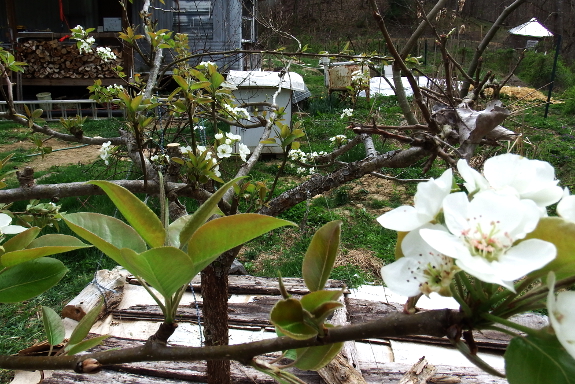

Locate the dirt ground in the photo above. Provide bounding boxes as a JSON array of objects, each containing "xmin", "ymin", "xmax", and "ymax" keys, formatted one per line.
[{"xmin": 0, "ymin": 138, "xmax": 101, "ymax": 173}]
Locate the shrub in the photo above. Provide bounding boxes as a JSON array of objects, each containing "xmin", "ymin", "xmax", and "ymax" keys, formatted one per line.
[{"xmin": 516, "ymin": 51, "xmax": 574, "ymax": 91}]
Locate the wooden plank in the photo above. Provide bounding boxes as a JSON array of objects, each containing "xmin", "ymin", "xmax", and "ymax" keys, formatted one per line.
[
  {"xmin": 113, "ymin": 296, "xmax": 280, "ymax": 328},
  {"xmin": 126, "ymin": 274, "xmax": 348, "ymax": 295}
]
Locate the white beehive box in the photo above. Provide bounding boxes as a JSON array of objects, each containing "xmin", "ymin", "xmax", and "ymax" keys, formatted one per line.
[{"xmin": 226, "ymin": 71, "xmax": 307, "ymax": 155}]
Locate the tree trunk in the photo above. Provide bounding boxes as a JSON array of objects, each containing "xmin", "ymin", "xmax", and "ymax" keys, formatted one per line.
[{"xmin": 201, "ymin": 247, "xmax": 241, "ymax": 384}]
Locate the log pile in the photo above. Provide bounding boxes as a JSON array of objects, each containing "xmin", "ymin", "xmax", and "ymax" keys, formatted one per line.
[{"xmin": 17, "ymin": 39, "xmax": 122, "ymax": 79}]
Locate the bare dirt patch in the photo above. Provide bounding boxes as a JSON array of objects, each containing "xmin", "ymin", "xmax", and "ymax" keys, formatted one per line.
[
  {"xmin": 335, "ymin": 248, "xmax": 383, "ymax": 279},
  {"xmin": 0, "ymin": 139, "xmax": 101, "ymax": 172}
]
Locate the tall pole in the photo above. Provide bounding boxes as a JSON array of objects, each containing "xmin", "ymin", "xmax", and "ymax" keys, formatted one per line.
[{"xmin": 544, "ymin": 34, "xmax": 561, "ymax": 118}]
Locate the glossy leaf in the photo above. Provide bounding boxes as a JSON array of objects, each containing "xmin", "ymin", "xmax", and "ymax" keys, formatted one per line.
[
  {"xmin": 88, "ymin": 181, "xmax": 165, "ymax": 248},
  {"xmin": 270, "ymin": 298, "xmax": 317, "ymax": 340},
  {"xmin": 1, "ymin": 235, "xmax": 90, "ymax": 267},
  {"xmin": 68, "ymin": 301, "xmax": 104, "ymax": 346},
  {"xmin": 66, "ymin": 335, "xmax": 110, "ymax": 356},
  {"xmin": 63, "ymin": 212, "xmax": 147, "ymax": 263},
  {"xmin": 121, "ymin": 247, "xmax": 195, "ymax": 298},
  {"xmin": 302, "ymin": 221, "xmax": 342, "ymax": 292},
  {"xmin": 187, "ymin": 213, "xmax": 296, "ymax": 275},
  {"xmin": 300, "ymin": 290, "xmax": 342, "ymax": 314},
  {"xmin": 1, "ymin": 227, "xmax": 41, "ymax": 254},
  {"xmin": 0, "ymin": 258, "xmax": 67, "ymax": 303},
  {"xmin": 42, "ymin": 306, "xmax": 65, "ymax": 346},
  {"xmin": 179, "ymin": 177, "xmax": 244, "ymax": 248},
  {"xmin": 294, "ymin": 341, "xmax": 343, "ymax": 370},
  {"xmin": 505, "ymin": 335, "xmax": 575, "ymax": 384},
  {"xmin": 525, "ymin": 217, "xmax": 575, "ymax": 280}
]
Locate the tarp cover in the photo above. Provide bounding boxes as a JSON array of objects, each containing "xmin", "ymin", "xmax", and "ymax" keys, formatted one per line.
[{"xmin": 509, "ymin": 18, "xmax": 553, "ymax": 37}]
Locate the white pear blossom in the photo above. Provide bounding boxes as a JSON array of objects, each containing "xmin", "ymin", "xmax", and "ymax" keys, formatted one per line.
[
  {"xmin": 213, "ymin": 164, "xmax": 221, "ymax": 177},
  {"xmin": 381, "ymin": 224, "xmax": 458, "ymax": 297},
  {"xmin": 377, "ymin": 169, "xmax": 453, "ymax": 232},
  {"xmin": 0, "ymin": 213, "xmax": 26, "ymax": 235},
  {"xmin": 557, "ymin": 188, "xmax": 575, "ymax": 222},
  {"xmin": 457, "ymin": 154, "xmax": 563, "ymax": 214},
  {"xmin": 340, "ymin": 108, "xmax": 353, "ymax": 119},
  {"xmin": 547, "ymin": 272, "xmax": 575, "ymax": 361},
  {"xmin": 96, "ymin": 46, "xmax": 116, "ymax": 62},
  {"xmin": 99, "ymin": 141, "xmax": 112, "ymax": 165},
  {"xmin": 216, "ymin": 143, "xmax": 233, "ymax": 158},
  {"xmin": 226, "ymin": 132, "xmax": 242, "ymax": 141},
  {"xmin": 180, "ymin": 145, "xmax": 192, "ymax": 154},
  {"xmin": 215, "ymin": 133, "xmax": 224, "ymax": 140},
  {"xmin": 238, "ymin": 143, "xmax": 250, "ymax": 162},
  {"xmin": 198, "ymin": 61, "xmax": 216, "ymax": 67},
  {"xmin": 420, "ymin": 191, "xmax": 556, "ymax": 291}
]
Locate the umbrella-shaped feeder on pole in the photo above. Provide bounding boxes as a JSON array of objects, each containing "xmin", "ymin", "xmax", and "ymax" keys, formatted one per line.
[{"xmin": 508, "ymin": 18, "xmax": 558, "ymax": 118}]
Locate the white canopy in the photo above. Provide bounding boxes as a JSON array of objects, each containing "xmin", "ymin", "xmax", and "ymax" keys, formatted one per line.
[{"xmin": 509, "ymin": 18, "xmax": 553, "ymax": 37}]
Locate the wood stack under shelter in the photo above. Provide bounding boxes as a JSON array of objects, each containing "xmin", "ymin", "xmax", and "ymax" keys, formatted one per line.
[{"xmin": 17, "ymin": 39, "xmax": 123, "ymax": 80}]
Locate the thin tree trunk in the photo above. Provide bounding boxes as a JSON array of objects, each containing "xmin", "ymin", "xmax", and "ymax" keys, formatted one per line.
[{"xmin": 201, "ymin": 248, "xmax": 240, "ymax": 384}]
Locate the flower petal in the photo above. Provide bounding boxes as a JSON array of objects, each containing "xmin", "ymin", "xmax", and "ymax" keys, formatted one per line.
[
  {"xmin": 0, "ymin": 213, "xmax": 12, "ymax": 229},
  {"xmin": 376, "ymin": 206, "xmax": 427, "ymax": 232},
  {"xmin": 380, "ymin": 258, "xmax": 421, "ymax": 297},
  {"xmin": 558, "ymin": 192, "xmax": 575, "ymax": 222},
  {"xmin": 457, "ymin": 159, "xmax": 488, "ymax": 194},
  {"xmin": 419, "ymin": 228, "xmax": 469, "ymax": 260},
  {"xmin": 494, "ymin": 239, "xmax": 556, "ymax": 281},
  {"xmin": 2, "ymin": 225, "xmax": 28, "ymax": 235}
]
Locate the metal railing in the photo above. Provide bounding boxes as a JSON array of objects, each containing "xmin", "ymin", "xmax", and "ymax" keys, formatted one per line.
[{"xmin": 0, "ymin": 99, "xmax": 126, "ymax": 121}]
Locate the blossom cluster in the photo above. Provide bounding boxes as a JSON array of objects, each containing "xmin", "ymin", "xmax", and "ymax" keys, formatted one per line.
[
  {"xmin": 378, "ymin": 153, "xmax": 567, "ymax": 297},
  {"xmin": 288, "ymin": 149, "xmax": 327, "ymax": 175},
  {"xmin": 150, "ymin": 153, "xmax": 170, "ymax": 165},
  {"xmin": 329, "ymin": 134, "xmax": 348, "ymax": 147},
  {"xmin": 340, "ymin": 108, "xmax": 353, "ymax": 119},
  {"xmin": 99, "ymin": 141, "xmax": 113, "ymax": 165},
  {"xmin": 96, "ymin": 46, "xmax": 117, "ymax": 62},
  {"xmin": 223, "ymin": 104, "xmax": 250, "ymax": 120},
  {"xmin": 71, "ymin": 25, "xmax": 116, "ymax": 61},
  {"xmin": 214, "ymin": 132, "xmax": 251, "ymax": 162}
]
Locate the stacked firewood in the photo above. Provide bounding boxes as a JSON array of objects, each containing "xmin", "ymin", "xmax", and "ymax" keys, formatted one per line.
[{"xmin": 17, "ymin": 39, "xmax": 123, "ymax": 79}]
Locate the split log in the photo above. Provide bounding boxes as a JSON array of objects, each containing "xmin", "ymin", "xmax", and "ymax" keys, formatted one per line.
[
  {"xmin": 62, "ymin": 268, "xmax": 125, "ymax": 321},
  {"xmin": 398, "ymin": 357, "xmax": 436, "ymax": 384}
]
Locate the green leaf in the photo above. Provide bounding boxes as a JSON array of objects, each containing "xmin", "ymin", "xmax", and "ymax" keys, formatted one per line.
[
  {"xmin": 270, "ymin": 298, "xmax": 317, "ymax": 340},
  {"xmin": 63, "ymin": 212, "xmax": 147, "ymax": 263},
  {"xmin": 1, "ymin": 234, "xmax": 90, "ymax": 267},
  {"xmin": 302, "ymin": 221, "xmax": 342, "ymax": 292},
  {"xmin": 1, "ymin": 227, "xmax": 41, "ymax": 254},
  {"xmin": 0, "ymin": 258, "xmax": 67, "ymax": 303},
  {"xmin": 300, "ymin": 290, "xmax": 342, "ymax": 314},
  {"xmin": 178, "ymin": 177, "xmax": 244, "ymax": 248},
  {"xmin": 294, "ymin": 340, "xmax": 343, "ymax": 370},
  {"xmin": 172, "ymin": 75, "xmax": 189, "ymax": 91},
  {"xmin": 88, "ymin": 181, "xmax": 165, "ymax": 248},
  {"xmin": 121, "ymin": 247, "xmax": 195, "ymax": 298},
  {"xmin": 187, "ymin": 213, "xmax": 296, "ymax": 275},
  {"xmin": 505, "ymin": 335, "xmax": 575, "ymax": 384},
  {"xmin": 525, "ymin": 217, "xmax": 575, "ymax": 280},
  {"xmin": 68, "ymin": 301, "xmax": 104, "ymax": 346},
  {"xmin": 42, "ymin": 306, "xmax": 65, "ymax": 346},
  {"xmin": 260, "ymin": 138, "xmax": 277, "ymax": 144},
  {"xmin": 66, "ymin": 335, "xmax": 110, "ymax": 356}
]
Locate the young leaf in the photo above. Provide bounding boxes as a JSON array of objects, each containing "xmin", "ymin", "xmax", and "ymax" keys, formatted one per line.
[
  {"xmin": 0, "ymin": 258, "xmax": 68, "ymax": 303},
  {"xmin": 187, "ymin": 214, "xmax": 296, "ymax": 275},
  {"xmin": 67, "ymin": 301, "xmax": 104, "ymax": 346},
  {"xmin": 270, "ymin": 299, "xmax": 317, "ymax": 340},
  {"xmin": 294, "ymin": 341, "xmax": 343, "ymax": 370},
  {"xmin": 302, "ymin": 221, "xmax": 342, "ymax": 292},
  {"xmin": 525, "ymin": 217, "xmax": 575, "ymax": 281},
  {"xmin": 1, "ymin": 227, "xmax": 41, "ymax": 254},
  {"xmin": 178, "ymin": 177, "xmax": 245, "ymax": 248},
  {"xmin": 63, "ymin": 212, "xmax": 147, "ymax": 263},
  {"xmin": 88, "ymin": 181, "xmax": 165, "ymax": 248},
  {"xmin": 66, "ymin": 335, "xmax": 110, "ymax": 356},
  {"xmin": 120, "ymin": 247, "xmax": 196, "ymax": 298},
  {"xmin": 505, "ymin": 335, "xmax": 575, "ymax": 384},
  {"xmin": 42, "ymin": 306, "xmax": 65, "ymax": 346},
  {"xmin": 1, "ymin": 235, "xmax": 90, "ymax": 267}
]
